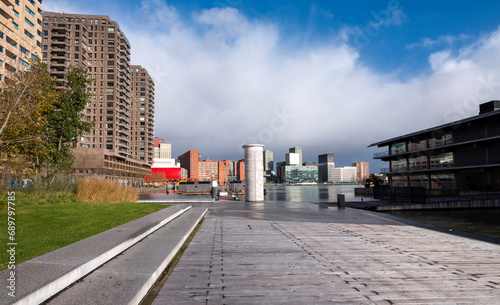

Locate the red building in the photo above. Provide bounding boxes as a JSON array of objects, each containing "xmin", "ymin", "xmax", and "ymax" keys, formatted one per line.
[
  {"xmin": 235, "ymin": 159, "xmax": 245, "ymax": 181},
  {"xmin": 352, "ymin": 161, "xmax": 370, "ymax": 182},
  {"xmin": 178, "ymin": 150, "xmax": 199, "ymax": 179}
]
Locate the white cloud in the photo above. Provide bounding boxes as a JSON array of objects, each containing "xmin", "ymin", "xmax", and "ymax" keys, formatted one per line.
[
  {"xmin": 407, "ymin": 34, "xmax": 470, "ymax": 49},
  {"xmin": 41, "ymin": 2, "xmax": 500, "ymax": 170}
]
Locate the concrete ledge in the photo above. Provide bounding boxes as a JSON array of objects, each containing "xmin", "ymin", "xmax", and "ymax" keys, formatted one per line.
[
  {"xmin": 45, "ymin": 207, "xmax": 208, "ymax": 305},
  {"xmin": 131, "ymin": 207, "xmax": 207, "ymax": 305},
  {"xmin": 376, "ymin": 199, "xmax": 500, "ymax": 211},
  {"xmin": 138, "ymin": 199, "xmax": 215, "ymax": 203},
  {"xmin": 0, "ymin": 205, "xmax": 192, "ymax": 305}
]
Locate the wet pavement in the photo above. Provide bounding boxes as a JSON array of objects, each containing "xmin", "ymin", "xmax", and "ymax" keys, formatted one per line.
[{"xmin": 150, "ymin": 200, "xmax": 500, "ymax": 304}]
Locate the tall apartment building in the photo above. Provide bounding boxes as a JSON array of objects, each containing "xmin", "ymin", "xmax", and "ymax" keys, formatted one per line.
[
  {"xmin": 42, "ymin": 12, "xmax": 152, "ymax": 183},
  {"xmin": 352, "ymin": 161, "xmax": 370, "ymax": 182},
  {"xmin": 0, "ymin": 0, "xmax": 43, "ymax": 81},
  {"xmin": 178, "ymin": 150, "xmax": 199, "ymax": 179},
  {"xmin": 130, "ymin": 65, "xmax": 154, "ymax": 164}
]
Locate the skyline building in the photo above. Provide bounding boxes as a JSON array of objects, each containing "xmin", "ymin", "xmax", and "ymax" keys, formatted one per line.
[
  {"xmin": 318, "ymin": 153, "xmax": 335, "ymax": 183},
  {"xmin": 42, "ymin": 12, "xmax": 153, "ymax": 183},
  {"xmin": 178, "ymin": 150, "xmax": 199, "ymax": 179},
  {"xmin": 289, "ymin": 146, "xmax": 302, "ymax": 165},
  {"xmin": 130, "ymin": 65, "xmax": 155, "ymax": 164},
  {"xmin": 0, "ymin": 0, "xmax": 43, "ymax": 81},
  {"xmin": 352, "ymin": 161, "xmax": 370, "ymax": 182}
]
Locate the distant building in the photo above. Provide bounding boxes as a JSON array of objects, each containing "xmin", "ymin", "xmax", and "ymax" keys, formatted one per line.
[
  {"xmin": 331, "ymin": 166, "xmax": 357, "ymax": 183},
  {"xmin": 151, "ymin": 158, "xmax": 182, "ymax": 180},
  {"xmin": 263, "ymin": 150, "xmax": 274, "ymax": 182},
  {"xmin": 303, "ymin": 162, "xmax": 318, "ymax": 166},
  {"xmin": 234, "ymin": 159, "xmax": 245, "ymax": 181},
  {"xmin": 159, "ymin": 143, "xmax": 171, "ymax": 159},
  {"xmin": 178, "ymin": 150, "xmax": 199, "ymax": 179},
  {"xmin": 318, "ymin": 153, "xmax": 335, "ymax": 183},
  {"xmin": 370, "ymin": 100, "xmax": 500, "ymax": 190},
  {"xmin": 352, "ymin": 162, "xmax": 370, "ymax": 182},
  {"xmin": 281, "ymin": 165, "xmax": 318, "ymax": 184},
  {"xmin": 276, "ymin": 161, "xmax": 286, "ymax": 183},
  {"xmin": 286, "ymin": 153, "xmax": 300, "ymax": 165},
  {"xmin": 198, "ymin": 159, "xmax": 219, "ymax": 182},
  {"xmin": 289, "ymin": 146, "xmax": 303, "ymax": 165},
  {"xmin": 153, "ymin": 138, "xmax": 165, "ymax": 158}
]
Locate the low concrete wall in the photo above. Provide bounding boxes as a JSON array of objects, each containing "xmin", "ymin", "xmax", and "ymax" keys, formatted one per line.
[
  {"xmin": 376, "ymin": 198, "xmax": 500, "ymax": 211},
  {"xmin": 178, "ymin": 182, "xmax": 211, "ymax": 194}
]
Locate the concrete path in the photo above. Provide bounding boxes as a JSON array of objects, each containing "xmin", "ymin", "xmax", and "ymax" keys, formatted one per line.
[{"xmin": 153, "ymin": 202, "xmax": 500, "ymax": 305}]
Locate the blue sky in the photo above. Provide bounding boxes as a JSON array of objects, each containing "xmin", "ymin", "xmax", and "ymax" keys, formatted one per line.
[{"xmin": 45, "ymin": 0, "xmax": 500, "ymax": 172}]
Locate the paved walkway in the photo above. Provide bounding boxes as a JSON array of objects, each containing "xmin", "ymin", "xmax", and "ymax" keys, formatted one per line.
[{"xmin": 153, "ymin": 202, "xmax": 500, "ymax": 304}]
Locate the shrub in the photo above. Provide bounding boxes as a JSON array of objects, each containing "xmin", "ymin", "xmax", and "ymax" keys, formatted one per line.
[{"xmin": 76, "ymin": 178, "xmax": 138, "ymax": 202}]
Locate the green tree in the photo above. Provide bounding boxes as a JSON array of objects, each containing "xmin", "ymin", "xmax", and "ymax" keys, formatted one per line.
[
  {"xmin": 0, "ymin": 61, "xmax": 57, "ymax": 178},
  {"xmin": 44, "ymin": 67, "xmax": 93, "ymax": 177}
]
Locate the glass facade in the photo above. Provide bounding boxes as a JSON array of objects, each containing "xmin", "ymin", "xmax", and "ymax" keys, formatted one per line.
[
  {"xmin": 430, "ymin": 152, "xmax": 453, "ymax": 169},
  {"xmin": 390, "ymin": 142, "xmax": 406, "ymax": 154},
  {"xmin": 391, "ymin": 159, "xmax": 407, "ymax": 172},
  {"xmin": 409, "ymin": 156, "xmax": 427, "ymax": 170},
  {"xmin": 408, "ymin": 139, "xmax": 426, "ymax": 151},
  {"xmin": 283, "ymin": 166, "xmax": 318, "ymax": 184}
]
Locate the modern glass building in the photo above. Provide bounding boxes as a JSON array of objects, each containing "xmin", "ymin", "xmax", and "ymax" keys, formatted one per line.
[
  {"xmin": 369, "ymin": 101, "xmax": 500, "ymax": 191},
  {"xmin": 281, "ymin": 165, "xmax": 318, "ymax": 184}
]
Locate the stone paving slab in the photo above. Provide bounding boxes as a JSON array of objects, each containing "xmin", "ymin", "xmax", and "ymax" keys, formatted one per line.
[
  {"xmin": 0, "ymin": 204, "xmax": 191, "ymax": 305},
  {"xmin": 46, "ymin": 207, "xmax": 207, "ymax": 305},
  {"xmin": 154, "ymin": 216, "xmax": 500, "ymax": 305}
]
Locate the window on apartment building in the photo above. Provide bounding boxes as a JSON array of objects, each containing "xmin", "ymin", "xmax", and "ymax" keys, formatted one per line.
[
  {"xmin": 37, "ymin": 19, "xmax": 41, "ymax": 25},
  {"xmin": 74, "ymin": 54, "xmax": 79, "ymax": 59},
  {"xmin": 13, "ymin": 22, "xmax": 19, "ymax": 30},
  {"xmin": 28, "ymin": 0, "xmax": 35, "ymax": 6},
  {"xmin": 15, "ymin": 0, "xmax": 19, "ymax": 5},
  {"xmin": 75, "ymin": 32, "xmax": 80, "ymax": 37},
  {"xmin": 25, "ymin": 18, "xmax": 34, "ymax": 28},
  {"xmin": 24, "ymin": 29, "xmax": 34, "ymax": 39},
  {"xmin": 37, "ymin": 30, "xmax": 41, "ymax": 36},
  {"xmin": 25, "ymin": 6, "xmax": 35, "ymax": 17},
  {"xmin": 13, "ymin": 10, "xmax": 19, "ymax": 18},
  {"xmin": 108, "ymin": 27, "xmax": 114, "ymax": 32}
]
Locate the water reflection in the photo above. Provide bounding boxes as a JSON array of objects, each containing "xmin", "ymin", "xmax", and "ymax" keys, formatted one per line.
[{"xmin": 264, "ymin": 185, "xmax": 372, "ymax": 203}]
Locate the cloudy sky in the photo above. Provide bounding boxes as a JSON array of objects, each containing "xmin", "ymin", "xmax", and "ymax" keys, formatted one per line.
[{"xmin": 45, "ymin": 0, "xmax": 500, "ymax": 172}]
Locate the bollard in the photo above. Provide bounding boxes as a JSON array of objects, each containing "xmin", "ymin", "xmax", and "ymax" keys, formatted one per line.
[{"xmin": 337, "ymin": 194, "xmax": 345, "ymax": 209}]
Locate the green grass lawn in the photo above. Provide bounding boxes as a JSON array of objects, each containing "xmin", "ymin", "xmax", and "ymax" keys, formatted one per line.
[{"xmin": 1, "ymin": 193, "xmax": 169, "ymax": 270}]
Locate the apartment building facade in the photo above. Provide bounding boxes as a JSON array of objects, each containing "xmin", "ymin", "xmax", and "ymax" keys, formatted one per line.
[
  {"xmin": 0, "ymin": 0, "xmax": 43, "ymax": 81},
  {"xmin": 130, "ymin": 65, "xmax": 155, "ymax": 165},
  {"xmin": 42, "ymin": 12, "xmax": 152, "ymax": 184}
]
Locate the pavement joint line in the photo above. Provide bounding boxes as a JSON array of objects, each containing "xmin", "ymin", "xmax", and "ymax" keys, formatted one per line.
[{"xmin": 9, "ymin": 205, "xmax": 193, "ymax": 305}]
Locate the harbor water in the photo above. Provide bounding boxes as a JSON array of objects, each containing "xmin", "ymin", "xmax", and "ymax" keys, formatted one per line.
[{"xmin": 264, "ymin": 184, "xmax": 500, "ymax": 240}]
